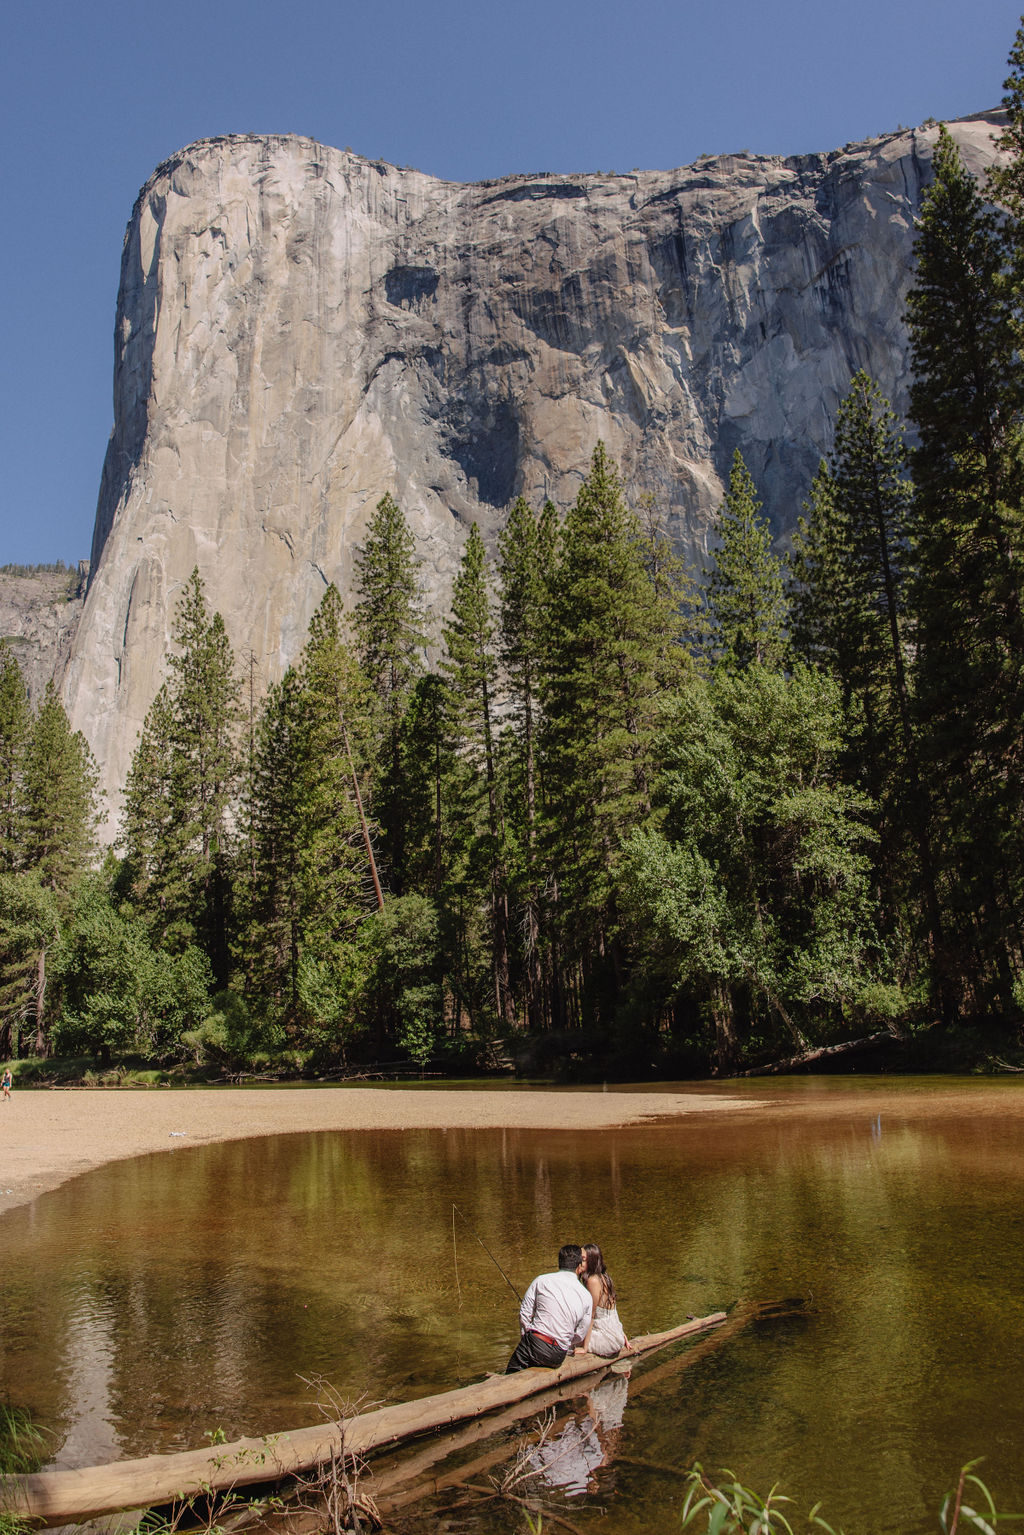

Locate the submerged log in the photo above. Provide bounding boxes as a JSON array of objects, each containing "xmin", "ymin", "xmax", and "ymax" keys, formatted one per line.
[{"xmin": 1, "ymin": 1313, "xmax": 727, "ymax": 1527}]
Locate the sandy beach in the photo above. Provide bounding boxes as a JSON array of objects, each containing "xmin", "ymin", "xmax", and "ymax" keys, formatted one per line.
[{"xmin": 0, "ymin": 1083, "xmax": 758, "ymax": 1213}]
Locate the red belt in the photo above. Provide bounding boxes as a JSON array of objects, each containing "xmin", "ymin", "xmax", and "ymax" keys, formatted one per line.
[{"xmin": 530, "ymin": 1330, "xmax": 560, "ymax": 1347}]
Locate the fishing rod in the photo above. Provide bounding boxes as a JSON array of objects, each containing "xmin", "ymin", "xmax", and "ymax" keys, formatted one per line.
[{"xmin": 452, "ymin": 1202, "xmax": 523, "ymax": 1303}]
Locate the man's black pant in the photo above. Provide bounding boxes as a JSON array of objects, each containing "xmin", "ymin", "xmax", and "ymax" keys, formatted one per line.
[{"xmin": 505, "ymin": 1330, "xmax": 568, "ymax": 1374}]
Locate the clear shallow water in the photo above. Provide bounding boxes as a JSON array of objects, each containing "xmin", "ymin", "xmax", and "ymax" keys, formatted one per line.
[{"xmin": 2, "ymin": 1077, "xmax": 1024, "ymax": 1532}]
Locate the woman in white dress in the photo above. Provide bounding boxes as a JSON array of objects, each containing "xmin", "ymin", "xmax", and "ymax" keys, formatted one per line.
[{"xmin": 580, "ymin": 1242, "xmax": 631, "ymax": 1357}]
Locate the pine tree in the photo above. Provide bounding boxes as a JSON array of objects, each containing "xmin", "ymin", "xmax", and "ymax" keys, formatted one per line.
[
  {"xmin": 238, "ymin": 669, "xmax": 305, "ymax": 1012},
  {"xmin": 242, "ymin": 587, "xmax": 379, "ymax": 1049},
  {"xmin": 0, "ymin": 872, "xmax": 61, "ymax": 1058},
  {"xmin": 352, "ymin": 493, "xmax": 426, "ymax": 890},
  {"xmin": 988, "ymin": 20, "xmax": 1024, "ymax": 286},
  {"xmin": 0, "ymin": 643, "xmax": 29, "ymax": 871},
  {"xmin": 539, "ymin": 443, "xmax": 674, "ymax": 1023},
  {"xmin": 791, "ymin": 374, "xmax": 946, "ymax": 1002},
  {"xmin": 790, "ymin": 461, "xmax": 851, "ymax": 674},
  {"xmin": 353, "ymin": 493, "xmax": 425, "ymax": 702},
  {"xmin": 121, "ymin": 569, "xmax": 240, "ymax": 981},
  {"xmin": 906, "ymin": 124, "xmax": 1024, "ymax": 1012},
  {"xmin": 294, "ymin": 584, "xmax": 381, "ymax": 945},
  {"xmin": 497, "ymin": 497, "xmax": 548, "ymax": 1027},
  {"xmin": 705, "ymin": 451, "xmax": 789, "ymax": 670},
  {"xmin": 398, "ymin": 673, "xmax": 452, "ymax": 900},
  {"xmin": 442, "ymin": 523, "xmax": 512, "ymax": 1029},
  {"xmin": 793, "ymin": 374, "xmax": 913, "ymax": 757},
  {"xmin": 908, "ymin": 126, "xmax": 1023, "ymax": 519},
  {"xmin": 21, "ymin": 683, "xmax": 99, "ymax": 890}
]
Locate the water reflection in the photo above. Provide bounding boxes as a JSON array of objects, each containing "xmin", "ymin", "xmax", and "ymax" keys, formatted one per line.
[
  {"xmin": 0, "ymin": 1080, "xmax": 1023, "ymax": 1534},
  {"xmin": 528, "ymin": 1372, "xmax": 630, "ymax": 1496}
]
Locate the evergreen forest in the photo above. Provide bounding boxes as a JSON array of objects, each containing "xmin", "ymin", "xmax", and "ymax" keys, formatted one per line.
[{"xmin": 6, "ymin": 31, "xmax": 1024, "ymax": 1079}]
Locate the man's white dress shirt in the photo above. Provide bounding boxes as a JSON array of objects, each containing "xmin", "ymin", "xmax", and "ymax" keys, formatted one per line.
[{"xmin": 518, "ymin": 1268, "xmax": 593, "ymax": 1351}]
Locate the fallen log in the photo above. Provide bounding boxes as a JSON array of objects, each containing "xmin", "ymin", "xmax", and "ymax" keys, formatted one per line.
[
  {"xmin": 1, "ymin": 1313, "xmax": 727, "ymax": 1527},
  {"xmin": 737, "ymin": 1030, "xmax": 898, "ymax": 1076},
  {"xmin": 376, "ymin": 1298, "xmax": 782, "ymax": 1516}
]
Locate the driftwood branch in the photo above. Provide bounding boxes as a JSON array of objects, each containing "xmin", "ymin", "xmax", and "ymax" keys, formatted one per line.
[{"xmin": 737, "ymin": 1029, "xmax": 898, "ymax": 1077}]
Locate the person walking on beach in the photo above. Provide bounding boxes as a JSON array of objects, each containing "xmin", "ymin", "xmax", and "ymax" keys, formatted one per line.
[
  {"xmin": 505, "ymin": 1243, "xmax": 593, "ymax": 1373},
  {"xmin": 1, "ymin": 1068, "xmax": 11, "ymax": 1100}
]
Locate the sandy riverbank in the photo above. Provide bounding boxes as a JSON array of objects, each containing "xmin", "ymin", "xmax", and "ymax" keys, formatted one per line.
[{"xmin": 0, "ymin": 1083, "xmax": 759, "ymax": 1213}]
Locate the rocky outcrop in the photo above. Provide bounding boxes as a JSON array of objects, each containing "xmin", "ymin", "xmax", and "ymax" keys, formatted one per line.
[
  {"xmin": 0, "ymin": 570, "xmax": 85, "ymax": 705},
  {"xmin": 65, "ymin": 115, "xmax": 1003, "ymax": 835}
]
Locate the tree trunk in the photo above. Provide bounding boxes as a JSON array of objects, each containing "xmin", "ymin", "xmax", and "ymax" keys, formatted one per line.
[
  {"xmin": 711, "ymin": 978, "xmax": 739, "ymax": 1074},
  {"xmin": 33, "ymin": 943, "xmax": 47, "ymax": 1058}
]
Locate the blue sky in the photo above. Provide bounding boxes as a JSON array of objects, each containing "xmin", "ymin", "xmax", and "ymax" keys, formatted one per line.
[{"xmin": 2, "ymin": 0, "xmax": 1021, "ymax": 565}]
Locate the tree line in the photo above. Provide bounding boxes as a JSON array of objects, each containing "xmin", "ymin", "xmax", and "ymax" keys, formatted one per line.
[{"xmin": 5, "ymin": 25, "xmax": 1024, "ymax": 1075}]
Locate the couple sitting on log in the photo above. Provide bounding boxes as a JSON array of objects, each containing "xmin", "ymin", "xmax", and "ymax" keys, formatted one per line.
[{"xmin": 505, "ymin": 1241, "xmax": 631, "ymax": 1373}]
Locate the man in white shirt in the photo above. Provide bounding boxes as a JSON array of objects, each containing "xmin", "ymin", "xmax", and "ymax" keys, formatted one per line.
[{"xmin": 505, "ymin": 1243, "xmax": 594, "ymax": 1373}]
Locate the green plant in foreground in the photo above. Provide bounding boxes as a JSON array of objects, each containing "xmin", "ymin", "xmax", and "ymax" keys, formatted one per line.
[
  {"xmin": 0, "ymin": 1402, "xmax": 48, "ymax": 1476},
  {"xmin": 939, "ymin": 1461, "xmax": 1024, "ymax": 1534},
  {"xmin": 681, "ymin": 1465, "xmax": 839, "ymax": 1534},
  {"xmin": 680, "ymin": 1461, "xmax": 1022, "ymax": 1535}
]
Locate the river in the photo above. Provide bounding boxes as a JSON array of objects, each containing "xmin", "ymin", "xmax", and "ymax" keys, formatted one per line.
[{"xmin": 2, "ymin": 1076, "xmax": 1023, "ymax": 1532}]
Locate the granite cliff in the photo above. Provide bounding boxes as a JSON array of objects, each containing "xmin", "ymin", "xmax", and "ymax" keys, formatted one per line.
[
  {"xmin": 0, "ymin": 569, "xmax": 85, "ymax": 705},
  {"xmin": 63, "ymin": 115, "xmax": 1002, "ymax": 833}
]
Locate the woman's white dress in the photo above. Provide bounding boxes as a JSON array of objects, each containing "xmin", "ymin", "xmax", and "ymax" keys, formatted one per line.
[{"xmin": 588, "ymin": 1300, "xmax": 626, "ymax": 1356}]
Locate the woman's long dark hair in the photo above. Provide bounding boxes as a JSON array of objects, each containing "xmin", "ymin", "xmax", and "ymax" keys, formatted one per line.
[{"xmin": 582, "ymin": 1242, "xmax": 616, "ymax": 1304}]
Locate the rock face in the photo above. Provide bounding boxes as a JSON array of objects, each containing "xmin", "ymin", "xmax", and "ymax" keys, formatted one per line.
[
  {"xmin": 65, "ymin": 115, "xmax": 1002, "ymax": 835},
  {"xmin": 0, "ymin": 571, "xmax": 85, "ymax": 705}
]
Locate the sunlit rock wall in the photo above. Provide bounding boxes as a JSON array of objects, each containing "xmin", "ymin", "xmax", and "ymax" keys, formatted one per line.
[{"xmin": 64, "ymin": 116, "xmax": 1002, "ymax": 835}]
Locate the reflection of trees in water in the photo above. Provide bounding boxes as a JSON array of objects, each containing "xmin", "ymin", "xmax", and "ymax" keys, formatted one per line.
[{"xmin": 4, "ymin": 1097, "xmax": 1024, "ymax": 1520}]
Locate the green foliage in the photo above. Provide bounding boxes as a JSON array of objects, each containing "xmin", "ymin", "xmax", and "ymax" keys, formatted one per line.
[
  {"xmin": 0, "ymin": 647, "xmax": 100, "ymax": 898},
  {"xmin": 0, "ymin": 872, "xmax": 61, "ymax": 1058},
  {"xmin": 789, "ymin": 374, "xmax": 938, "ymax": 998},
  {"xmin": 443, "ymin": 523, "xmax": 498, "ymax": 780},
  {"xmin": 0, "ymin": 643, "xmax": 29, "ymax": 871},
  {"xmin": 352, "ymin": 492, "xmax": 425, "ymax": 709},
  {"xmin": 395, "ymin": 673, "xmax": 451, "ymax": 898},
  {"xmin": 0, "ymin": 1400, "xmax": 49, "ymax": 1475},
  {"xmin": 619, "ymin": 666, "xmax": 890, "ymax": 1068},
  {"xmin": 352, "ymin": 492, "xmax": 426, "ymax": 889},
  {"xmin": 240, "ymin": 587, "xmax": 379, "ymax": 1051},
  {"xmin": 681, "ymin": 1464, "xmax": 840, "ymax": 1533},
  {"xmin": 442, "ymin": 522, "xmax": 511, "ymax": 1029},
  {"xmin": 295, "ymin": 948, "xmax": 369, "ymax": 1056},
  {"xmin": 680, "ymin": 1461, "xmax": 1020, "ymax": 1535},
  {"xmin": 180, "ymin": 990, "xmax": 283, "ymax": 1068},
  {"xmin": 121, "ymin": 569, "xmax": 240, "ymax": 980},
  {"xmin": 20, "ymin": 682, "xmax": 99, "ymax": 890},
  {"xmin": 907, "ymin": 122, "xmax": 1024, "ymax": 1014},
  {"xmin": 938, "ymin": 1460, "xmax": 1023, "ymax": 1533},
  {"xmin": 51, "ymin": 877, "xmax": 213, "ymax": 1059},
  {"xmin": 497, "ymin": 497, "xmax": 552, "ymax": 1029},
  {"xmin": 540, "ymin": 443, "xmax": 674, "ymax": 990},
  {"xmin": 791, "ymin": 372, "xmax": 912, "ymax": 733},
  {"xmin": 0, "ymin": 560, "xmax": 75, "ymax": 578},
  {"xmin": 352, "ymin": 893, "xmax": 443, "ymax": 1062},
  {"xmin": 705, "ymin": 451, "xmax": 789, "ymax": 671}
]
